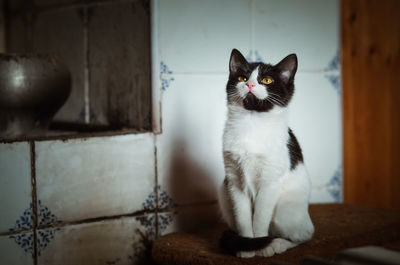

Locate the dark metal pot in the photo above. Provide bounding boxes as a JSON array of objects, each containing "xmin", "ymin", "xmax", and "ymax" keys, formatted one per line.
[{"xmin": 0, "ymin": 54, "xmax": 71, "ymax": 139}]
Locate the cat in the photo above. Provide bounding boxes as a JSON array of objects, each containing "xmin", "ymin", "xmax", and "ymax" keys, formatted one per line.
[{"xmin": 218, "ymin": 49, "xmax": 314, "ymax": 258}]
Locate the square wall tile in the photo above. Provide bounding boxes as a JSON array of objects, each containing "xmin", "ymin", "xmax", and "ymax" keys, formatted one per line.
[
  {"xmin": 288, "ymin": 73, "xmax": 342, "ymax": 190},
  {"xmin": 158, "ymin": 0, "xmax": 250, "ymax": 73},
  {"xmin": 157, "ymin": 75, "xmax": 227, "ymax": 205},
  {"xmin": 0, "ymin": 231, "xmax": 34, "ymax": 265},
  {"xmin": 310, "ymin": 188, "xmax": 339, "ymax": 203},
  {"xmin": 37, "ymin": 215, "xmax": 155, "ymax": 265},
  {"xmin": 35, "ymin": 133, "xmax": 155, "ymax": 223},
  {"xmin": 32, "ymin": 8, "xmax": 85, "ymax": 122},
  {"xmin": 253, "ymin": 0, "xmax": 339, "ymax": 71},
  {"xmin": 0, "ymin": 142, "xmax": 32, "ymax": 233}
]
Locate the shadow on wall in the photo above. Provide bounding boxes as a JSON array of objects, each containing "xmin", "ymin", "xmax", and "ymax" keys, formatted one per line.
[{"xmin": 166, "ymin": 138, "xmax": 222, "ymax": 231}]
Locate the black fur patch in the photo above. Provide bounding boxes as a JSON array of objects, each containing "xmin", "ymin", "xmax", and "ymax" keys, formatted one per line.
[
  {"xmin": 242, "ymin": 92, "xmax": 274, "ymax": 112},
  {"xmin": 287, "ymin": 128, "xmax": 304, "ymax": 170},
  {"xmin": 219, "ymin": 229, "xmax": 273, "ymax": 255}
]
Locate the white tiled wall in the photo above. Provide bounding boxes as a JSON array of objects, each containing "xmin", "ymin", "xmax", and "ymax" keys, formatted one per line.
[
  {"xmin": 0, "ymin": 232, "xmax": 34, "ymax": 265},
  {"xmin": 290, "ymin": 73, "xmax": 342, "ymax": 190},
  {"xmin": 158, "ymin": 0, "xmax": 251, "ymax": 73},
  {"xmin": 35, "ymin": 133, "xmax": 155, "ymax": 223},
  {"xmin": 156, "ymin": 75, "xmax": 227, "ymax": 205},
  {"xmin": 253, "ymin": 0, "xmax": 339, "ymax": 71},
  {"xmin": 0, "ymin": 134, "xmax": 157, "ymax": 264},
  {"xmin": 37, "ymin": 215, "xmax": 154, "ymax": 265},
  {"xmin": 0, "ymin": 143, "xmax": 32, "ymax": 233}
]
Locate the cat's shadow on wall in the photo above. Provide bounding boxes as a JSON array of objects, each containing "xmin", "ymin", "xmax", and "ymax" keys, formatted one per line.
[{"xmin": 166, "ymin": 138, "xmax": 221, "ymax": 231}]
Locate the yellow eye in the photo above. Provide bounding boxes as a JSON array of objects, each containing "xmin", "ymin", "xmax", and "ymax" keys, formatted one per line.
[
  {"xmin": 238, "ymin": 76, "xmax": 247, "ymax": 82},
  {"xmin": 262, "ymin": 77, "xmax": 273, "ymax": 85}
]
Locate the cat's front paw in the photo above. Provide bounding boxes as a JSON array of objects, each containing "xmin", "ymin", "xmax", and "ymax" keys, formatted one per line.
[
  {"xmin": 256, "ymin": 238, "xmax": 292, "ymax": 257},
  {"xmin": 255, "ymin": 246, "xmax": 275, "ymax": 257},
  {"xmin": 236, "ymin": 251, "xmax": 255, "ymax": 258}
]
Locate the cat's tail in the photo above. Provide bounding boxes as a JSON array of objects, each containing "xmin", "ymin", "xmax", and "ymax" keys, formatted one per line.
[{"xmin": 219, "ymin": 229, "xmax": 274, "ymax": 255}]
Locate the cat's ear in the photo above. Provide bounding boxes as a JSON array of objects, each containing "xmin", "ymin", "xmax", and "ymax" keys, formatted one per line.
[
  {"xmin": 229, "ymin": 49, "xmax": 248, "ymax": 73},
  {"xmin": 275, "ymin": 54, "xmax": 297, "ymax": 84}
]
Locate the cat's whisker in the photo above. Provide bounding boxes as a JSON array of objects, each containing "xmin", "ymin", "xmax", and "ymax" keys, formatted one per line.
[
  {"xmin": 267, "ymin": 92, "xmax": 285, "ymax": 105},
  {"xmin": 265, "ymin": 97, "xmax": 275, "ymax": 106},
  {"xmin": 267, "ymin": 97, "xmax": 280, "ymax": 106},
  {"xmin": 268, "ymin": 95, "xmax": 285, "ymax": 106},
  {"xmin": 229, "ymin": 92, "xmax": 243, "ymax": 105},
  {"xmin": 267, "ymin": 91, "xmax": 282, "ymax": 98}
]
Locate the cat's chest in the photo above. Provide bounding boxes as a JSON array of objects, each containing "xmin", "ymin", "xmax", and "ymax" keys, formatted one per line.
[{"xmin": 223, "ymin": 111, "xmax": 289, "ymax": 157}]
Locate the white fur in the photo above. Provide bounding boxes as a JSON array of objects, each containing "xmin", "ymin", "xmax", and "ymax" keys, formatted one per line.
[
  {"xmin": 218, "ymin": 68, "xmax": 314, "ymax": 258},
  {"xmin": 281, "ymin": 70, "xmax": 291, "ymax": 79},
  {"xmin": 237, "ymin": 66, "xmax": 268, "ymax": 100}
]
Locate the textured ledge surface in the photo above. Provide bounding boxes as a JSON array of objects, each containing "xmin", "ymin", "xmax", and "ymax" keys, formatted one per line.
[{"xmin": 152, "ymin": 203, "xmax": 400, "ymax": 265}]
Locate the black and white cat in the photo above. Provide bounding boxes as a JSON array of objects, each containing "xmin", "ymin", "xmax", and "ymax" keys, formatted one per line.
[{"xmin": 218, "ymin": 49, "xmax": 314, "ymax": 258}]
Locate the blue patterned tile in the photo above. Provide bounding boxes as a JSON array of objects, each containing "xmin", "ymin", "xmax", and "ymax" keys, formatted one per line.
[
  {"xmin": 158, "ymin": 186, "xmax": 175, "ymax": 209},
  {"xmin": 325, "ymin": 74, "xmax": 341, "ymax": 94},
  {"xmin": 142, "ymin": 185, "xmax": 175, "ymax": 211},
  {"xmin": 9, "ymin": 200, "xmax": 62, "ymax": 231},
  {"xmin": 8, "ymin": 201, "xmax": 62, "ymax": 257},
  {"xmin": 142, "ymin": 192, "xmax": 156, "ymax": 211},
  {"xmin": 245, "ymin": 50, "xmax": 264, "ymax": 62},
  {"xmin": 324, "ymin": 51, "xmax": 341, "ymax": 94},
  {"xmin": 245, "ymin": 50, "xmax": 253, "ymax": 62},
  {"xmin": 158, "ymin": 212, "xmax": 174, "ymax": 235},
  {"xmin": 9, "ymin": 232, "xmax": 34, "ymax": 257},
  {"xmin": 37, "ymin": 229, "xmax": 60, "ymax": 256},
  {"xmin": 254, "ymin": 50, "xmax": 264, "ymax": 62},
  {"xmin": 160, "ymin": 61, "xmax": 174, "ymax": 91},
  {"xmin": 38, "ymin": 200, "xmax": 62, "ymax": 227},
  {"xmin": 136, "ymin": 212, "xmax": 176, "ymax": 239},
  {"xmin": 324, "ymin": 50, "xmax": 340, "ymax": 72},
  {"xmin": 327, "ymin": 165, "xmax": 343, "ymax": 202},
  {"xmin": 135, "ymin": 215, "xmax": 156, "ymax": 239},
  {"xmin": 140, "ymin": 186, "xmax": 175, "ymax": 237},
  {"xmin": 9, "ymin": 203, "xmax": 33, "ymax": 232}
]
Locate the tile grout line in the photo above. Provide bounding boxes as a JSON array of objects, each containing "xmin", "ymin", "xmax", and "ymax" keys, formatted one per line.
[
  {"xmin": 0, "ymin": 201, "xmax": 219, "ymax": 237},
  {"xmin": 9, "ymin": 0, "xmax": 141, "ymax": 15},
  {"xmin": 0, "ymin": 130, "xmax": 152, "ymax": 144},
  {"xmin": 0, "ymin": 228, "xmax": 33, "ymax": 237},
  {"xmin": 29, "ymin": 141, "xmax": 38, "ymax": 265},
  {"xmin": 249, "ymin": 0, "xmax": 255, "ymax": 61},
  {"xmin": 160, "ymin": 69, "xmax": 341, "ymax": 77},
  {"xmin": 153, "ymin": 134, "xmax": 159, "ymax": 238},
  {"xmin": 34, "ymin": 209, "xmax": 157, "ymax": 231}
]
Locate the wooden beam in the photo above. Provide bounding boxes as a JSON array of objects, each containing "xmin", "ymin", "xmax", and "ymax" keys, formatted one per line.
[{"xmin": 342, "ymin": 0, "xmax": 400, "ymax": 209}]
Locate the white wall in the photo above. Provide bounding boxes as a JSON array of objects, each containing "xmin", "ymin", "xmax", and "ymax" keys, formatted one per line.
[{"xmin": 153, "ymin": 0, "xmax": 342, "ymax": 225}]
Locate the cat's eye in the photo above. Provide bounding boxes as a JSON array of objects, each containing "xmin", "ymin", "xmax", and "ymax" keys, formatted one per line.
[
  {"xmin": 262, "ymin": 77, "xmax": 273, "ymax": 85},
  {"xmin": 238, "ymin": 76, "xmax": 247, "ymax": 82}
]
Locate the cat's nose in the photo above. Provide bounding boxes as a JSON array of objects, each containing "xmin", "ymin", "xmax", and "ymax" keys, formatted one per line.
[{"xmin": 246, "ymin": 81, "xmax": 256, "ymax": 92}]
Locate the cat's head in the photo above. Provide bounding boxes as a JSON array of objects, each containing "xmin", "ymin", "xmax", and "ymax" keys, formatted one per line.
[{"xmin": 226, "ymin": 49, "xmax": 297, "ymax": 112}]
